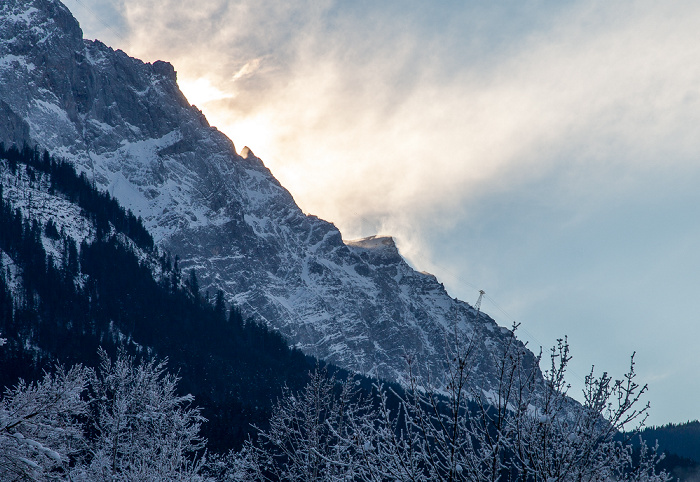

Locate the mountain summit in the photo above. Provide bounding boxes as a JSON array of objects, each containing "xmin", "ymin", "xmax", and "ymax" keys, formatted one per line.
[{"xmin": 0, "ymin": 0, "xmax": 537, "ymax": 387}]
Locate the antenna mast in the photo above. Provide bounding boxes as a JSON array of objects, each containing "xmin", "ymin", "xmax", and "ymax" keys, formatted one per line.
[{"xmin": 474, "ymin": 289, "xmax": 485, "ymax": 318}]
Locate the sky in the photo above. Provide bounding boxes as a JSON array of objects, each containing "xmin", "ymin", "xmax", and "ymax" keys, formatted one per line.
[{"xmin": 61, "ymin": 0, "xmax": 700, "ymax": 426}]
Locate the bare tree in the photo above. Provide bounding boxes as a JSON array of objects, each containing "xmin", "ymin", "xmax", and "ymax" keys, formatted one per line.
[
  {"xmin": 509, "ymin": 340, "xmax": 667, "ymax": 481},
  {"xmin": 71, "ymin": 349, "xmax": 209, "ymax": 481},
  {"xmin": 229, "ymin": 366, "xmax": 380, "ymax": 481},
  {"xmin": 379, "ymin": 325, "xmax": 669, "ymax": 482},
  {"xmin": 235, "ymin": 324, "xmax": 670, "ymax": 482}
]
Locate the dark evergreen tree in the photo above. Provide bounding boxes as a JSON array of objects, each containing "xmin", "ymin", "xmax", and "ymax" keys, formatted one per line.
[
  {"xmin": 214, "ymin": 289, "xmax": 226, "ymax": 321},
  {"xmin": 44, "ymin": 218, "xmax": 59, "ymax": 239},
  {"xmin": 186, "ymin": 268, "xmax": 199, "ymax": 302}
]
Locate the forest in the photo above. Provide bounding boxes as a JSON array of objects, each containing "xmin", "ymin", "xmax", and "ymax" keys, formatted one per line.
[{"xmin": 0, "ymin": 143, "xmax": 316, "ymax": 453}]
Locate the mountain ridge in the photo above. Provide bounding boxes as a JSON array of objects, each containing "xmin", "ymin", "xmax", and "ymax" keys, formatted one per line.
[{"xmin": 0, "ymin": 0, "xmax": 539, "ymax": 389}]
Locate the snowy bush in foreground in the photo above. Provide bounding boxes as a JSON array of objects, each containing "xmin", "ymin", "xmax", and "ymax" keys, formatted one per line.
[
  {"xmin": 233, "ymin": 325, "xmax": 670, "ymax": 482},
  {"xmin": 0, "ymin": 365, "xmax": 89, "ymax": 481},
  {"xmin": 70, "ymin": 349, "xmax": 209, "ymax": 481},
  {"xmin": 0, "ymin": 349, "xmax": 210, "ymax": 481},
  {"xmin": 0, "ymin": 332, "xmax": 670, "ymax": 481}
]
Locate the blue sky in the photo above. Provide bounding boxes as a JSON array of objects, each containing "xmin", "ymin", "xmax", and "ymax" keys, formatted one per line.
[{"xmin": 62, "ymin": 0, "xmax": 700, "ymax": 426}]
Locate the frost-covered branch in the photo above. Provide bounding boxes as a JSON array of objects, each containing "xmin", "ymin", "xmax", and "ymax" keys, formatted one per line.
[
  {"xmin": 0, "ymin": 364, "xmax": 89, "ymax": 481},
  {"xmin": 71, "ymin": 348, "xmax": 209, "ymax": 481},
  {"xmin": 231, "ymin": 322, "xmax": 670, "ymax": 482}
]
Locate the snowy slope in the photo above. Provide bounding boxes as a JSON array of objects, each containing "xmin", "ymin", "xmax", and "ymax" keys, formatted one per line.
[
  {"xmin": 0, "ymin": 156, "xmax": 159, "ymax": 298},
  {"xmin": 0, "ymin": 0, "xmax": 539, "ymax": 388}
]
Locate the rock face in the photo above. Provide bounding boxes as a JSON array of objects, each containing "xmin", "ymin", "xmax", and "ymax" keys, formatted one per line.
[{"xmin": 0, "ymin": 0, "xmax": 538, "ymax": 387}]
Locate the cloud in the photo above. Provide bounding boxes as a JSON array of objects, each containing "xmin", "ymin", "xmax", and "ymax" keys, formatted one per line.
[
  {"xmin": 232, "ymin": 57, "xmax": 262, "ymax": 81},
  {"xmin": 68, "ymin": 0, "xmax": 700, "ymax": 245},
  {"xmin": 115, "ymin": 0, "xmax": 700, "ymax": 282},
  {"xmin": 177, "ymin": 77, "xmax": 234, "ymax": 107},
  {"xmin": 111, "ymin": 1, "xmax": 700, "ymax": 241}
]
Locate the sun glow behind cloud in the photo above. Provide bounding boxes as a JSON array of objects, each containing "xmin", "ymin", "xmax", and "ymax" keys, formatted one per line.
[
  {"xmin": 64, "ymin": 0, "xmax": 700, "ymax": 425},
  {"xmin": 178, "ymin": 77, "xmax": 234, "ymax": 107},
  {"xmin": 67, "ymin": 0, "xmax": 700, "ymax": 225},
  {"xmin": 116, "ymin": 1, "xmax": 700, "ymax": 233}
]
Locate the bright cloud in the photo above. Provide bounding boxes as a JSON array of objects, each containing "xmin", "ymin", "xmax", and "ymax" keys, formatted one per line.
[
  {"xmin": 178, "ymin": 77, "xmax": 234, "ymax": 107},
  {"xmin": 107, "ymin": 1, "xmax": 700, "ymax": 235}
]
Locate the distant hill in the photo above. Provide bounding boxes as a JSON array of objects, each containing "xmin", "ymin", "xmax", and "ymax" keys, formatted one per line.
[
  {"xmin": 639, "ymin": 420, "xmax": 700, "ymax": 464},
  {"xmin": 618, "ymin": 421, "xmax": 700, "ymax": 480}
]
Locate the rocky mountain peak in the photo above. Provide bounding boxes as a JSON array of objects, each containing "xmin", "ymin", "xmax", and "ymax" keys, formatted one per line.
[
  {"xmin": 152, "ymin": 59, "xmax": 178, "ymax": 82},
  {"xmin": 0, "ymin": 0, "xmax": 541, "ymax": 389},
  {"xmin": 346, "ymin": 235, "xmax": 403, "ymax": 266},
  {"xmin": 240, "ymin": 146, "xmax": 254, "ymax": 159},
  {"xmin": 1, "ymin": 0, "xmax": 83, "ymax": 59}
]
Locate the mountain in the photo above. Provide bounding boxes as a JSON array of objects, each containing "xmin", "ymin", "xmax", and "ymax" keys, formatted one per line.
[{"xmin": 0, "ymin": 0, "xmax": 538, "ymax": 389}]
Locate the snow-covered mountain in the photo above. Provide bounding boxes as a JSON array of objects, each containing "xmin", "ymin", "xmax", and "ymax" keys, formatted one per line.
[{"xmin": 0, "ymin": 0, "xmax": 538, "ymax": 387}]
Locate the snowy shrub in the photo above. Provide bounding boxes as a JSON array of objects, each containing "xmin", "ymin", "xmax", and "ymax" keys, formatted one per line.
[
  {"xmin": 235, "ymin": 325, "xmax": 670, "ymax": 482},
  {"xmin": 71, "ymin": 349, "xmax": 209, "ymax": 481},
  {"xmin": 0, "ymin": 347, "xmax": 210, "ymax": 481},
  {"xmin": 0, "ymin": 364, "xmax": 89, "ymax": 481}
]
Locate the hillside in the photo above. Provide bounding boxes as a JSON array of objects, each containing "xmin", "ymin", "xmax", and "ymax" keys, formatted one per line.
[
  {"xmin": 0, "ymin": 142, "xmax": 318, "ymax": 451},
  {"xmin": 638, "ymin": 421, "xmax": 700, "ymax": 472}
]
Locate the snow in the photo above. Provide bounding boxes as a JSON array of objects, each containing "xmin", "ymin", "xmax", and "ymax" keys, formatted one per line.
[
  {"xmin": 0, "ymin": 250, "xmax": 21, "ymax": 297},
  {"xmin": 0, "ymin": 160, "xmax": 94, "ymax": 250},
  {"xmin": 244, "ymin": 213, "xmax": 273, "ymax": 238},
  {"xmin": 86, "ymin": 117, "xmax": 114, "ymax": 134},
  {"xmin": 17, "ymin": 457, "xmax": 40, "ymax": 470},
  {"xmin": 34, "ymin": 100, "xmax": 70, "ymax": 122},
  {"xmin": 0, "ymin": 54, "xmax": 36, "ymax": 72},
  {"xmin": 84, "ymin": 44, "xmax": 109, "ymax": 66},
  {"xmin": 345, "ymin": 235, "xmax": 396, "ymax": 251},
  {"xmin": 3, "ymin": 7, "xmax": 39, "ymax": 26}
]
